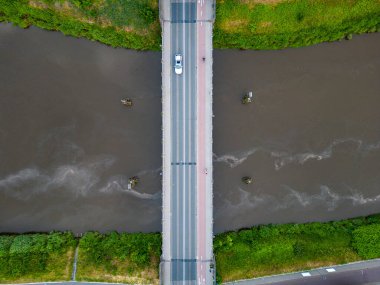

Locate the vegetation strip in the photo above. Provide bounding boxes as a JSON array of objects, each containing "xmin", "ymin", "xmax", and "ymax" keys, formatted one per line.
[
  {"xmin": 0, "ymin": 232, "xmax": 77, "ymax": 283},
  {"xmin": 0, "ymin": 0, "xmax": 379, "ymax": 50},
  {"xmin": 213, "ymin": 0, "xmax": 380, "ymax": 50},
  {"xmin": 214, "ymin": 214, "xmax": 380, "ymax": 283},
  {"xmin": 76, "ymin": 232, "xmax": 161, "ymax": 284},
  {"xmin": 1, "ymin": 214, "xmax": 380, "ymax": 284}
]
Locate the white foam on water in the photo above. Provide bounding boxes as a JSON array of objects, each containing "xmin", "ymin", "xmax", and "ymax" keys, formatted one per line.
[
  {"xmin": 0, "ymin": 171, "xmax": 50, "ymax": 200},
  {"xmin": 272, "ymin": 138, "xmax": 380, "ymax": 170},
  {"xmin": 219, "ymin": 184, "xmax": 380, "ymax": 215},
  {"xmin": 282, "ymin": 186, "xmax": 313, "ymax": 207},
  {"xmin": 0, "ymin": 168, "xmax": 40, "ymax": 188},
  {"xmin": 281, "ymin": 184, "xmax": 342, "ymax": 210},
  {"xmin": 214, "ymin": 138, "xmax": 380, "ymax": 170},
  {"xmin": 0, "ymin": 155, "xmax": 162, "ymax": 201},
  {"xmin": 272, "ymin": 151, "xmax": 328, "ymax": 170},
  {"xmin": 47, "ymin": 165, "xmax": 99, "ymax": 197},
  {"xmin": 217, "ymin": 187, "xmax": 274, "ymax": 217},
  {"xmin": 280, "ymin": 184, "xmax": 380, "ymax": 210},
  {"xmin": 213, "ymin": 147, "xmax": 260, "ymax": 168},
  {"xmin": 349, "ymin": 193, "xmax": 380, "ymax": 205},
  {"xmin": 136, "ymin": 167, "xmax": 162, "ymax": 177},
  {"xmin": 100, "ymin": 176, "xmax": 160, "ymax": 200},
  {"xmin": 363, "ymin": 140, "xmax": 380, "ymax": 152},
  {"xmin": 319, "ymin": 185, "xmax": 341, "ymax": 210},
  {"xmin": 272, "ymin": 138, "xmax": 363, "ymax": 170},
  {"xmin": 344, "ymin": 185, "xmax": 380, "ymax": 205},
  {"xmin": 0, "ymin": 155, "xmax": 116, "ymax": 199},
  {"xmin": 0, "ymin": 168, "xmax": 47, "ymax": 200}
]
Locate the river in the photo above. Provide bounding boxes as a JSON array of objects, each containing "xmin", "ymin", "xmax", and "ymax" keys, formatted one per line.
[{"xmin": 0, "ymin": 23, "xmax": 379, "ymax": 233}]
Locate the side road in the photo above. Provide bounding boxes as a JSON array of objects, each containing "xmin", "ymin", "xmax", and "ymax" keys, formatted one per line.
[{"xmin": 223, "ymin": 258, "xmax": 380, "ymax": 285}]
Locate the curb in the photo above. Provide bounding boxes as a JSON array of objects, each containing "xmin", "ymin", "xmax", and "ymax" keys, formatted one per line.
[{"xmin": 222, "ymin": 258, "xmax": 380, "ymax": 285}]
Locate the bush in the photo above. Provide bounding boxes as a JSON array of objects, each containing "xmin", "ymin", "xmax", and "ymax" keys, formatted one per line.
[
  {"xmin": 77, "ymin": 231, "xmax": 161, "ymax": 283},
  {"xmin": 214, "ymin": 0, "xmax": 380, "ymax": 50},
  {"xmin": 0, "ymin": 236, "xmax": 14, "ymax": 275},
  {"xmin": 1, "ymin": 0, "xmax": 379, "ymax": 50},
  {"xmin": 8, "ymin": 234, "xmax": 48, "ymax": 276},
  {"xmin": 79, "ymin": 231, "xmax": 161, "ymax": 270},
  {"xmin": 47, "ymin": 231, "xmax": 76, "ymax": 253},
  {"xmin": 352, "ymin": 224, "xmax": 380, "ymax": 259},
  {"xmin": 0, "ymin": 232, "xmax": 76, "ymax": 281},
  {"xmin": 215, "ymin": 214, "xmax": 380, "ymax": 282},
  {"xmin": 0, "ymin": 0, "xmax": 161, "ymax": 50}
]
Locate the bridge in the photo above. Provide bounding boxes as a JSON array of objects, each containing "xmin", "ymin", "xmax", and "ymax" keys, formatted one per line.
[{"xmin": 160, "ymin": 0, "xmax": 215, "ymax": 284}]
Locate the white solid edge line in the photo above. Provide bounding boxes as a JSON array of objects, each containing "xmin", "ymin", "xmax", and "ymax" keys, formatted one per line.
[{"xmin": 222, "ymin": 258, "xmax": 380, "ymax": 284}]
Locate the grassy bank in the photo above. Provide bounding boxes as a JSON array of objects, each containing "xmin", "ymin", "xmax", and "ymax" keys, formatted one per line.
[
  {"xmin": 0, "ymin": 214, "xmax": 380, "ymax": 283},
  {"xmin": 76, "ymin": 232, "xmax": 161, "ymax": 284},
  {"xmin": 214, "ymin": 0, "xmax": 380, "ymax": 50},
  {"xmin": 0, "ymin": 232, "xmax": 76, "ymax": 283},
  {"xmin": 214, "ymin": 214, "xmax": 380, "ymax": 283},
  {"xmin": 0, "ymin": 0, "xmax": 161, "ymax": 50},
  {"xmin": 1, "ymin": 0, "xmax": 379, "ymax": 50}
]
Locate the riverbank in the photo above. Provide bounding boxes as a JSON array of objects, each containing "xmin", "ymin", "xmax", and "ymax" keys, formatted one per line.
[
  {"xmin": 0, "ymin": 0, "xmax": 161, "ymax": 50},
  {"xmin": 75, "ymin": 232, "xmax": 161, "ymax": 284},
  {"xmin": 0, "ymin": 232, "xmax": 76, "ymax": 283},
  {"xmin": 215, "ymin": 214, "xmax": 380, "ymax": 283},
  {"xmin": 0, "ymin": 214, "xmax": 379, "ymax": 284},
  {"xmin": 0, "ymin": 0, "xmax": 379, "ymax": 50},
  {"xmin": 0, "ymin": 232, "xmax": 161, "ymax": 284}
]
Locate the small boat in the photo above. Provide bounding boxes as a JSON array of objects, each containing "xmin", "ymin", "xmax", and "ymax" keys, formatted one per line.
[
  {"xmin": 242, "ymin": 176, "xmax": 253, "ymax": 184},
  {"xmin": 128, "ymin": 176, "xmax": 139, "ymax": 189},
  {"xmin": 121, "ymin": 98, "xmax": 133, "ymax": 107},
  {"xmin": 242, "ymin": 91, "xmax": 253, "ymax": 104}
]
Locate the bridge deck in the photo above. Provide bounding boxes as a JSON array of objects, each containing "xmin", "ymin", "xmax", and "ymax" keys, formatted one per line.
[{"xmin": 160, "ymin": 0, "xmax": 215, "ymax": 284}]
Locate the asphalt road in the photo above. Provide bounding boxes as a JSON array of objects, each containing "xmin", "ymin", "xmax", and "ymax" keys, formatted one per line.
[
  {"xmin": 170, "ymin": 0, "xmax": 198, "ymax": 282},
  {"xmin": 225, "ymin": 260, "xmax": 380, "ymax": 285},
  {"xmin": 268, "ymin": 267, "xmax": 380, "ymax": 285},
  {"xmin": 4, "ymin": 264, "xmax": 380, "ymax": 285}
]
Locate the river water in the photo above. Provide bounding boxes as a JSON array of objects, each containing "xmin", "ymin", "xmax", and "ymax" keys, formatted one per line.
[{"xmin": 0, "ymin": 24, "xmax": 379, "ymax": 233}]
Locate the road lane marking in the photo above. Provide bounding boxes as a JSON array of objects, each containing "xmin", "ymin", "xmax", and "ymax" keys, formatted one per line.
[
  {"xmin": 301, "ymin": 272, "xmax": 311, "ymax": 277},
  {"xmin": 326, "ymin": 268, "xmax": 336, "ymax": 272},
  {"xmin": 182, "ymin": 3, "xmax": 186, "ymax": 280},
  {"xmin": 175, "ymin": 13, "xmax": 180, "ymax": 279},
  {"xmin": 187, "ymin": 8, "xmax": 195, "ymax": 279}
]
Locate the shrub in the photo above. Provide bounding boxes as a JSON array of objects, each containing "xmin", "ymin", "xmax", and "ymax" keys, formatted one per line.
[
  {"xmin": 352, "ymin": 224, "xmax": 380, "ymax": 259},
  {"xmin": 47, "ymin": 231, "xmax": 76, "ymax": 254},
  {"xmin": 8, "ymin": 234, "xmax": 48, "ymax": 276},
  {"xmin": 1, "ymin": 0, "xmax": 379, "ymax": 51},
  {"xmin": 0, "ymin": 232, "xmax": 76, "ymax": 280},
  {"xmin": 79, "ymin": 231, "xmax": 161, "ymax": 270},
  {"xmin": 0, "ymin": 236, "xmax": 14, "ymax": 275}
]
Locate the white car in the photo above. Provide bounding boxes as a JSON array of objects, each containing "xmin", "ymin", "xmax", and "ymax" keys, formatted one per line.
[{"xmin": 174, "ymin": 54, "xmax": 183, "ymax": 75}]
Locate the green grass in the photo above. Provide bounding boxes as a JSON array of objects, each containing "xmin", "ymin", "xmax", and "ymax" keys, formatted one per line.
[
  {"xmin": 0, "ymin": 0, "xmax": 379, "ymax": 50},
  {"xmin": 75, "ymin": 232, "xmax": 161, "ymax": 284},
  {"xmin": 1, "ymin": 215, "xmax": 380, "ymax": 283},
  {"xmin": 0, "ymin": 232, "xmax": 77, "ymax": 283},
  {"xmin": 0, "ymin": 0, "xmax": 161, "ymax": 50},
  {"xmin": 214, "ymin": 0, "xmax": 380, "ymax": 49},
  {"xmin": 214, "ymin": 214, "xmax": 380, "ymax": 283}
]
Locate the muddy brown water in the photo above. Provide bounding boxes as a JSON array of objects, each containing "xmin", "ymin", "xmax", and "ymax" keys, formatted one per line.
[{"xmin": 0, "ymin": 23, "xmax": 379, "ymax": 233}]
